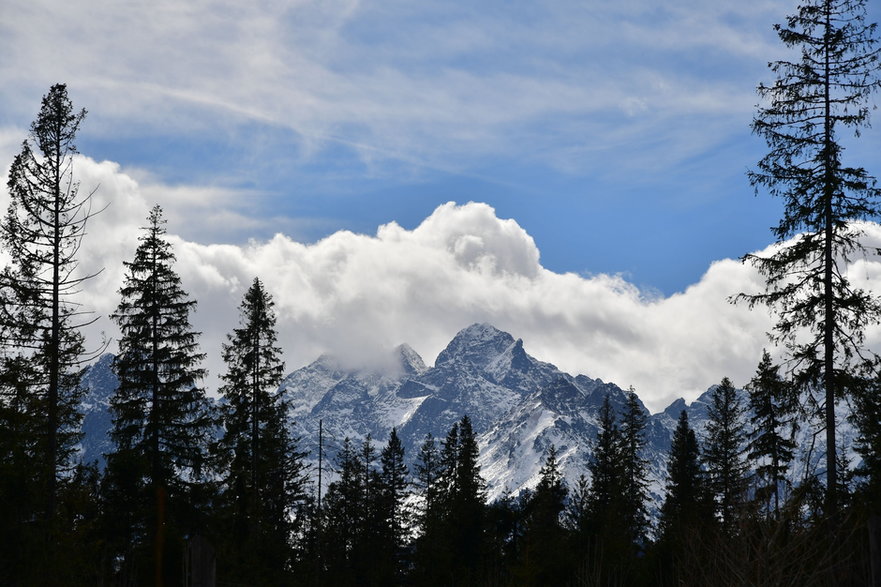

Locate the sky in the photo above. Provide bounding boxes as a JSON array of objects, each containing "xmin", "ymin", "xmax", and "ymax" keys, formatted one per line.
[{"xmin": 1, "ymin": 0, "xmax": 881, "ymax": 412}]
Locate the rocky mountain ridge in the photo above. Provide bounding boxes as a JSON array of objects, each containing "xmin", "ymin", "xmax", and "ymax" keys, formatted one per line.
[{"xmin": 79, "ymin": 323, "xmax": 860, "ymax": 517}]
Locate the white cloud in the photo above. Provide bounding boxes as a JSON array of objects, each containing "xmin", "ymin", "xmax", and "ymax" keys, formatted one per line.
[
  {"xmin": 7, "ymin": 157, "xmax": 869, "ymax": 414},
  {"xmin": 7, "ymin": 154, "xmax": 881, "ymax": 413}
]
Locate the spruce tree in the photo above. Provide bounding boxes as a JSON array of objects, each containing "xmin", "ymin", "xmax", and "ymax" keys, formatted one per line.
[
  {"xmin": 585, "ymin": 394, "xmax": 632, "ymax": 576},
  {"xmin": 379, "ymin": 428, "xmax": 409, "ymax": 553},
  {"xmin": 619, "ymin": 387, "xmax": 650, "ymax": 544},
  {"xmin": 414, "ymin": 416, "xmax": 487, "ymax": 585},
  {"xmin": 319, "ymin": 437, "xmax": 363, "ymax": 584},
  {"xmin": 702, "ymin": 377, "xmax": 748, "ymax": 534},
  {"xmin": 586, "ymin": 395, "xmax": 623, "ymax": 526},
  {"xmin": 657, "ymin": 410, "xmax": 713, "ymax": 586},
  {"xmin": 740, "ymin": 0, "xmax": 881, "ymax": 516},
  {"xmin": 746, "ymin": 350, "xmax": 797, "ymax": 518},
  {"xmin": 659, "ymin": 410, "xmax": 710, "ymax": 544},
  {"xmin": 104, "ymin": 205, "xmax": 214, "ymax": 583},
  {"xmin": 216, "ymin": 277, "xmax": 308, "ymax": 582},
  {"xmin": 373, "ymin": 428, "xmax": 409, "ymax": 584},
  {"xmin": 449, "ymin": 415, "xmax": 486, "ymax": 581},
  {"xmin": 414, "ymin": 432, "xmax": 441, "ymax": 534},
  {"xmin": 516, "ymin": 444, "xmax": 570, "ymax": 586},
  {"xmin": 2, "ymin": 83, "xmax": 101, "ymax": 530}
]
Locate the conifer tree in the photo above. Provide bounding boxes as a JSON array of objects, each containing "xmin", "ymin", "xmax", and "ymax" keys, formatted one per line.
[
  {"xmin": 585, "ymin": 394, "xmax": 632, "ymax": 576},
  {"xmin": 372, "ymin": 428, "xmax": 409, "ymax": 584},
  {"xmin": 656, "ymin": 410, "xmax": 713, "ymax": 586},
  {"xmin": 746, "ymin": 350, "xmax": 797, "ymax": 518},
  {"xmin": 104, "ymin": 205, "xmax": 214, "ymax": 583},
  {"xmin": 516, "ymin": 444, "xmax": 570, "ymax": 586},
  {"xmin": 320, "ymin": 437, "xmax": 363, "ymax": 583},
  {"xmin": 414, "ymin": 432, "xmax": 441, "ymax": 534},
  {"xmin": 740, "ymin": 0, "xmax": 881, "ymax": 516},
  {"xmin": 449, "ymin": 415, "xmax": 486, "ymax": 580},
  {"xmin": 620, "ymin": 387, "xmax": 650, "ymax": 544},
  {"xmin": 379, "ymin": 427, "xmax": 409, "ymax": 552},
  {"xmin": 587, "ymin": 395, "xmax": 623, "ymax": 526},
  {"xmin": 414, "ymin": 416, "xmax": 487, "ymax": 585},
  {"xmin": 216, "ymin": 277, "xmax": 308, "ymax": 582},
  {"xmin": 2, "ymin": 83, "xmax": 101, "ymax": 529},
  {"xmin": 703, "ymin": 377, "xmax": 747, "ymax": 534},
  {"xmin": 659, "ymin": 410, "xmax": 710, "ymax": 544}
]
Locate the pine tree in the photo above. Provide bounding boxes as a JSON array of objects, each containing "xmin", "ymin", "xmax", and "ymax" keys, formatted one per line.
[
  {"xmin": 586, "ymin": 395, "xmax": 623, "ymax": 525},
  {"xmin": 373, "ymin": 428, "xmax": 409, "ymax": 584},
  {"xmin": 746, "ymin": 350, "xmax": 797, "ymax": 518},
  {"xmin": 379, "ymin": 428, "xmax": 409, "ymax": 552},
  {"xmin": 320, "ymin": 437, "xmax": 363, "ymax": 584},
  {"xmin": 449, "ymin": 415, "xmax": 486, "ymax": 581},
  {"xmin": 413, "ymin": 416, "xmax": 487, "ymax": 585},
  {"xmin": 703, "ymin": 377, "xmax": 748, "ymax": 534},
  {"xmin": 515, "ymin": 444, "xmax": 570, "ymax": 586},
  {"xmin": 739, "ymin": 0, "xmax": 881, "ymax": 516},
  {"xmin": 216, "ymin": 277, "xmax": 308, "ymax": 582},
  {"xmin": 585, "ymin": 394, "xmax": 633, "ymax": 577},
  {"xmin": 657, "ymin": 410, "xmax": 713, "ymax": 586},
  {"xmin": 104, "ymin": 205, "xmax": 214, "ymax": 583},
  {"xmin": 619, "ymin": 387, "xmax": 650, "ymax": 544},
  {"xmin": 414, "ymin": 432, "xmax": 441, "ymax": 534},
  {"xmin": 659, "ymin": 410, "xmax": 710, "ymax": 543},
  {"xmin": 1, "ymin": 83, "xmax": 101, "ymax": 531}
]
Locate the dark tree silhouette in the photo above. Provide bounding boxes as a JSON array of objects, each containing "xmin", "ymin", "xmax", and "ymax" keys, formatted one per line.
[
  {"xmin": 104, "ymin": 205, "xmax": 214, "ymax": 584},
  {"xmin": 216, "ymin": 277, "xmax": 308, "ymax": 582},
  {"xmin": 739, "ymin": 0, "xmax": 881, "ymax": 516},
  {"xmin": 703, "ymin": 377, "xmax": 747, "ymax": 534},
  {"xmin": 2, "ymin": 83, "xmax": 101, "ymax": 527},
  {"xmin": 746, "ymin": 350, "xmax": 797, "ymax": 518}
]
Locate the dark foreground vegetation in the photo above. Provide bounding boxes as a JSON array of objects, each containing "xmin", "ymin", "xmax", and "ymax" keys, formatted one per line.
[{"xmin": 2, "ymin": 0, "xmax": 881, "ymax": 584}]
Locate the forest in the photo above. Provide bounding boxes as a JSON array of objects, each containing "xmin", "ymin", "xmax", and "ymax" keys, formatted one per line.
[{"xmin": 2, "ymin": 0, "xmax": 881, "ymax": 585}]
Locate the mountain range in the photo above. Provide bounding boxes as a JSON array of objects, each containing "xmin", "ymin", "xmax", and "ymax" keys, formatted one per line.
[{"xmin": 79, "ymin": 322, "xmax": 861, "ymax": 518}]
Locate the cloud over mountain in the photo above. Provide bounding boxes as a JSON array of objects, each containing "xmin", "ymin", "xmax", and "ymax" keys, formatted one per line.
[{"xmin": 10, "ymin": 154, "xmax": 862, "ymax": 411}]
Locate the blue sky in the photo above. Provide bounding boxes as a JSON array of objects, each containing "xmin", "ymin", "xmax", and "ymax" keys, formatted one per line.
[{"xmin": 2, "ymin": 0, "xmax": 881, "ymax": 410}]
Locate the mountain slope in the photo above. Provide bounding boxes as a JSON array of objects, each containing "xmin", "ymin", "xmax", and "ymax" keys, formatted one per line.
[{"xmin": 77, "ymin": 323, "xmax": 862, "ymax": 522}]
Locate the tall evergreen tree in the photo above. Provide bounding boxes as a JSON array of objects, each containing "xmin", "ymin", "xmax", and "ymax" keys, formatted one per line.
[
  {"xmin": 703, "ymin": 377, "xmax": 748, "ymax": 534},
  {"xmin": 739, "ymin": 0, "xmax": 881, "ymax": 516},
  {"xmin": 587, "ymin": 396, "xmax": 622, "ymax": 520},
  {"xmin": 585, "ymin": 394, "xmax": 632, "ymax": 577},
  {"xmin": 656, "ymin": 411, "xmax": 713, "ymax": 586},
  {"xmin": 746, "ymin": 350, "xmax": 797, "ymax": 518},
  {"xmin": 103, "ymin": 205, "xmax": 214, "ymax": 584},
  {"xmin": 515, "ymin": 444, "xmax": 570, "ymax": 586},
  {"xmin": 379, "ymin": 428, "xmax": 409, "ymax": 553},
  {"xmin": 320, "ymin": 437, "xmax": 363, "ymax": 584},
  {"xmin": 414, "ymin": 432, "xmax": 441, "ymax": 534},
  {"xmin": 413, "ymin": 416, "xmax": 487, "ymax": 585},
  {"xmin": 216, "ymin": 277, "xmax": 308, "ymax": 583},
  {"xmin": 449, "ymin": 415, "xmax": 486, "ymax": 581},
  {"xmin": 1, "ymin": 83, "xmax": 100, "ymax": 529},
  {"xmin": 619, "ymin": 387, "xmax": 650, "ymax": 544},
  {"xmin": 659, "ymin": 410, "xmax": 710, "ymax": 544}
]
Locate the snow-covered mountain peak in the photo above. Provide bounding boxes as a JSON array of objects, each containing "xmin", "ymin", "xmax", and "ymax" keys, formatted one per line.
[
  {"xmin": 395, "ymin": 343, "xmax": 427, "ymax": 376},
  {"xmin": 435, "ymin": 323, "xmax": 516, "ymax": 368}
]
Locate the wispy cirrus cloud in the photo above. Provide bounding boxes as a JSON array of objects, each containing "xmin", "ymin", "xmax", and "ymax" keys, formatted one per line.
[{"xmin": 1, "ymin": 0, "xmax": 789, "ymax": 177}]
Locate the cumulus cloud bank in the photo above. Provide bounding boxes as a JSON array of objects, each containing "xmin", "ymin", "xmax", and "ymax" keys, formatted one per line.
[{"xmin": 7, "ymin": 154, "xmax": 881, "ymax": 413}]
